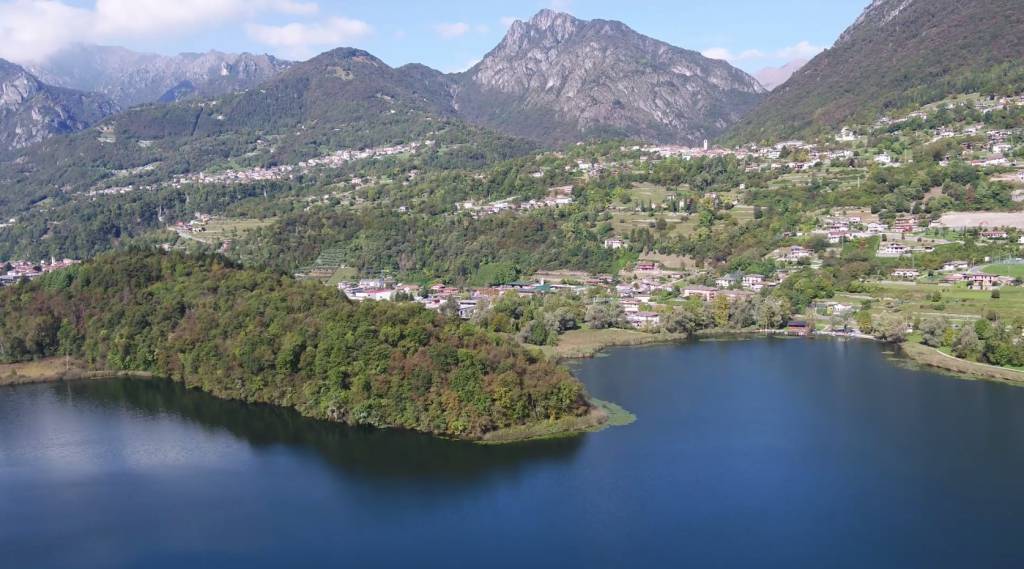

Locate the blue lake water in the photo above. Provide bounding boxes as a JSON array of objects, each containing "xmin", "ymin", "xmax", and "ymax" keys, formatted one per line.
[{"xmin": 2, "ymin": 339, "xmax": 1024, "ymax": 568}]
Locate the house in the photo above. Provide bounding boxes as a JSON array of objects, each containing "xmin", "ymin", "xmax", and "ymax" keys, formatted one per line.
[
  {"xmin": 877, "ymin": 242, "xmax": 910, "ymax": 258},
  {"xmin": 742, "ymin": 274, "xmax": 765, "ymax": 291},
  {"xmin": 981, "ymin": 230, "xmax": 1008, "ymax": 240},
  {"xmin": 627, "ymin": 311, "xmax": 661, "ymax": 329},
  {"xmin": 782, "ymin": 246, "xmax": 812, "ymax": 263},
  {"xmin": 635, "ymin": 261, "xmax": 658, "ymax": 272},
  {"xmin": 891, "ymin": 268, "xmax": 920, "ymax": 280},
  {"xmin": 604, "ymin": 238, "xmax": 626, "ymax": 250},
  {"xmin": 682, "ymin": 286, "xmax": 718, "ymax": 302},
  {"xmin": 941, "ymin": 261, "xmax": 969, "ymax": 272},
  {"xmin": 457, "ymin": 300, "xmax": 478, "ymax": 320},
  {"xmin": 874, "ymin": 153, "xmax": 894, "ymax": 165},
  {"xmin": 786, "ymin": 321, "xmax": 811, "ymax": 336},
  {"xmin": 892, "ymin": 217, "xmax": 919, "ymax": 233},
  {"xmin": 968, "ymin": 274, "xmax": 1000, "ymax": 290},
  {"xmin": 716, "ymin": 272, "xmax": 742, "ymax": 289}
]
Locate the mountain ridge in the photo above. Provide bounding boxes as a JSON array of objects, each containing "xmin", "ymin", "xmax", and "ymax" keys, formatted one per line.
[
  {"xmin": 25, "ymin": 45, "xmax": 292, "ymax": 108},
  {"xmin": 726, "ymin": 0, "xmax": 1024, "ymax": 142},
  {"xmin": 0, "ymin": 58, "xmax": 118, "ymax": 152},
  {"xmin": 451, "ymin": 10, "xmax": 765, "ymax": 145}
]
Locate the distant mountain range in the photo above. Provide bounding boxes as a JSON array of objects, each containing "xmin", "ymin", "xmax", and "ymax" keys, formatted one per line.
[
  {"xmin": 5, "ymin": 10, "xmax": 764, "ymax": 151},
  {"xmin": 5, "ymin": 2, "xmax": 1024, "ymax": 154},
  {"xmin": 728, "ymin": 0, "xmax": 1024, "ymax": 142},
  {"xmin": 0, "ymin": 59, "xmax": 117, "ymax": 151},
  {"xmin": 753, "ymin": 60, "xmax": 808, "ymax": 91},
  {"xmin": 25, "ymin": 45, "xmax": 292, "ymax": 108}
]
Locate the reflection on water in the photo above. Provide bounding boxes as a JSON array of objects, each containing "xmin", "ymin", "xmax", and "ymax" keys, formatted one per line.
[{"xmin": 53, "ymin": 378, "xmax": 585, "ymax": 482}]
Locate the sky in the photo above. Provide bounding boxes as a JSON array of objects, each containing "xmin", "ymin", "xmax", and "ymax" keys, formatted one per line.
[{"xmin": 0, "ymin": 0, "xmax": 869, "ymax": 74}]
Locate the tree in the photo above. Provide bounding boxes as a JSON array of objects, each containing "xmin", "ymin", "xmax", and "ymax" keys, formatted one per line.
[
  {"xmin": 919, "ymin": 317, "xmax": 949, "ymax": 348},
  {"xmin": 756, "ymin": 297, "xmax": 791, "ymax": 330},
  {"xmin": 663, "ymin": 305, "xmax": 701, "ymax": 336},
  {"xmin": 873, "ymin": 313, "xmax": 908, "ymax": 343},
  {"xmin": 953, "ymin": 326, "xmax": 982, "ymax": 360},
  {"xmin": 855, "ymin": 310, "xmax": 874, "ymax": 335},
  {"xmin": 585, "ymin": 302, "xmax": 624, "ymax": 330}
]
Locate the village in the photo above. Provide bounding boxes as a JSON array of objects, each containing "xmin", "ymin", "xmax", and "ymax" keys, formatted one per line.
[{"xmin": 0, "ymin": 257, "xmax": 81, "ymax": 287}]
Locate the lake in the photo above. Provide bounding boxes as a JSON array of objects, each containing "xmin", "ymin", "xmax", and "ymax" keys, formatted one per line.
[{"xmin": 3, "ymin": 339, "xmax": 1024, "ymax": 568}]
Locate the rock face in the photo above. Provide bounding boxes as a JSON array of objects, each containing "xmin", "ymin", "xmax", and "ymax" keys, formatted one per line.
[
  {"xmin": 451, "ymin": 10, "xmax": 764, "ymax": 145},
  {"xmin": 0, "ymin": 59, "xmax": 117, "ymax": 152},
  {"xmin": 27, "ymin": 45, "xmax": 291, "ymax": 108},
  {"xmin": 727, "ymin": 0, "xmax": 1024, "ymax": 142}
]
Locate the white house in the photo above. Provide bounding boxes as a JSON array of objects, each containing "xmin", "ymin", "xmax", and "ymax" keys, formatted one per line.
[
  {"xmin": 891, "ymin": 268, "xmax": 920, "ymax": 280},
  {"xmin": 877, "ymin": 242, "xmax": 910, "ymax": 258}
]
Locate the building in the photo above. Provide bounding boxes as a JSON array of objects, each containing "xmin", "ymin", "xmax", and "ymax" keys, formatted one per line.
[
  {"xmin": 892, "ymin": 217, "xmax": 919, "ymax": 233},
  {"xmin": 716, "ymin": 273, "xmax": 742, "ymax": 289},
  {"xmin": 628, "ymin": 311, "xmax": 661, "ymax": 329},
  {"xmin": 891, "ymin": 268, "xmax": 920, "ymax": 280},
  {"xmin": 742, "ymin": 274, "xmax": 765, "ymax": 291},
  {"xmin": 877, "ymin": 243, "xmax": 910, "ymax": 258},
  {"xmin": 604, "ymin": 238, "xmax": 626, "ymax": 250},
  {"xmin": 682, "ymin": 286, "xmax": 717, "ymax": 302}
]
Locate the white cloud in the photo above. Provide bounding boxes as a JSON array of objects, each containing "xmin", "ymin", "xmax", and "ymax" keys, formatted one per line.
[
  {"xmin": 0, "ymin": 0, "xmax": 93, "ymax": 62},
  {"xmin": 702, "ymin": 41, "xmax": 823, "ymax": 64},
  {"xmin": 247, "ymin": 17, "xmax": 372, "ymax": 59},
  {"xmin": 273, "ymin": 1, "xmax": 318, "ymax": 16},
  {"xmin": 0, "ymin": 0, "xmax": 328, "ymax": 63},
  {"xmin": 434, "ymin": 22, "xmax": 470, "ymax": 39}
]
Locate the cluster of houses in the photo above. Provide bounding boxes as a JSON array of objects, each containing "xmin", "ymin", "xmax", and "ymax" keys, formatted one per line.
[
  {"xmin": 0, "ymin": 258, "xmax": 80, "ymax": 287},
  {"xmin": 167, "ymin": 213, "xmax": 216, "ymax": 237},
  {"xmin": 814, "ymin": 214, "xmax": 895, "ymax": 244},
  {"xmin": 456, "ymin": 186, "xmax": 575, "ymax": 217},
  {"xmin": 162, "ymin": 141, "xmax": 425, "ymax": 189}
]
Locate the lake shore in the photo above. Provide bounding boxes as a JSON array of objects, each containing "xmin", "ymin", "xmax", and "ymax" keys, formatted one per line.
[
  {"xmin": 0, "ymin": 358, "xmax": 155, "ymax": 386},
  {"xmin": 479, "ymin": 398, "xmax": 634, "ymax": 444},
  {"xmin": 899, "ymin": 342, "xmax": 1024, "ymax": 386},
  {"xmin": 0, "ymin": 357, "xmax": 608, "ymax": 444}
]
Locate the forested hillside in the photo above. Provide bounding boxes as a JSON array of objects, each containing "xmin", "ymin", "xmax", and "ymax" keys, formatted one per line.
[
  {"xmin": 726, "ymin": 0, "xmax": 1024, "ymax": 142},
  {"xmin": 0, "ymin": 250, "xmax": 591, "ymax": 439}
]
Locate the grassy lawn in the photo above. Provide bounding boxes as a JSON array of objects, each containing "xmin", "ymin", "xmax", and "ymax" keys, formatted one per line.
[
  {"xmin": 844, "ymin": 282, "xmax": 1024, "ymax": 321},
  {"xmin": 176, "ymin": 217, "xmax": 275, "ymax": 245},
  {"xmin": 609, "ymin": 211, "xmax": 696, "ymax": 238},
  {"xmin": 543, "ymin": 328, "xmax": 686, "ymax": 359},
  {"xmin": 982, "ymin": 263, "xmax": 1024, "ymax": 279},
  {"xmin": 629, "ymin": 182, "xmax": 673, "ymax": 202}
]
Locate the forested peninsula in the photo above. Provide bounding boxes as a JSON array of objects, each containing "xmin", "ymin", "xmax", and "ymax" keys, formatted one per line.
[{"xmin": 0, "ymin": 249, "xmax": 595, "ymax": 440}]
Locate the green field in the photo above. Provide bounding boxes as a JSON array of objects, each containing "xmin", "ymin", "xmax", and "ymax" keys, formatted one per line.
[
  {"xmin": 835, "ymin": 282, "xmax": 1024, "ymax": 322},
  {"xmin": 982, "ymin": 264, "xmax": 1024, "ymax": 279}
]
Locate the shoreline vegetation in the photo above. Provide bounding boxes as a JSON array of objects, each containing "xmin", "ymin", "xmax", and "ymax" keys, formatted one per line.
[
  {"xmin": 0, "ymin": 358, "xmax": 155, "ymax": 387},
  {"xmin": 899, "ymin": 341, "xmax": 1024, "ymax": 385},
  {"xmin": 0, "ymin": 250, "xmax": 598, "ymax": 444}
]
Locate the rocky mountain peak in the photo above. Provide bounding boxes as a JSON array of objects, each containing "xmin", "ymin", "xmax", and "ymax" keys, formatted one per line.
[
  {"xmin": 0, "ymin": 58, "xmax": 116, "ymax": 151},
  {"xmin": 456, "ymin": 9, "xmax": 764, "ymax": 145}
]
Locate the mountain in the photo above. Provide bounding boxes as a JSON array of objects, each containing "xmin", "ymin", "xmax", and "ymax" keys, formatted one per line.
[
  {"xmin": 753, "ymin": 59, "xmax": 808, "ymax": 91},
  {"xmin": 0, "ymin": 47, "xmax": 532, "ymax": 225},
  {"xmin": 0, "ymin": 59, "xmax": 117, "ymax": 152},
  {"xmin": 728, "ymin": 0, "xmax": 1024, "ymax": 142},
  {"xmin": 26, "ymin": 45, "xmax": 291, "ymax": 108},
  {"xmin": 450, "ymin": 10, "xmax": 765, "ymax": 145}
]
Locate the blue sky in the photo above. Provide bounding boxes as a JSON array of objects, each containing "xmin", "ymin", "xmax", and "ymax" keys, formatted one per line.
[{"xmin": 0, "ymin": 0, "xmax": 867, "ymax": 73}]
